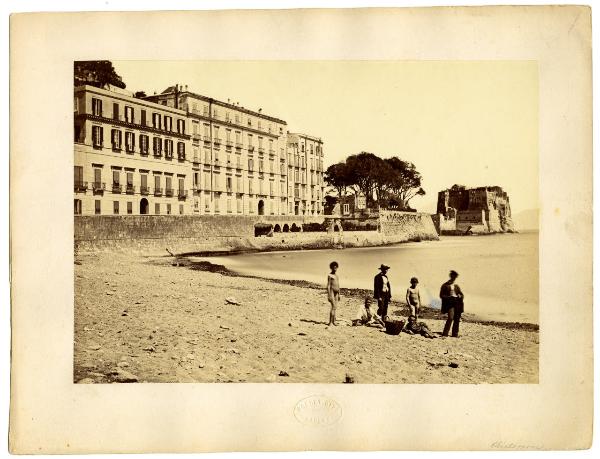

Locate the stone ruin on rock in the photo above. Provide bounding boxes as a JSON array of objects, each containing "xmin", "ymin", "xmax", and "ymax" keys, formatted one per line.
[{"xmin": 432, "ymin": 184, "xmax": 515, "ymax": 235}]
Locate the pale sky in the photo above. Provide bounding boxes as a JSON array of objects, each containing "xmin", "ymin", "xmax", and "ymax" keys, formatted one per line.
[{"xmin": 113, "ymin": 60, "xmax": 538, "ymax": 214}]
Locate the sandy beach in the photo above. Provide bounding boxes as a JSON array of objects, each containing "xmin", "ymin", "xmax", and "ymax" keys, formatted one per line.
[{"xmin": 74, "ymin": 252, "xmax": 538, "ymax": 384}]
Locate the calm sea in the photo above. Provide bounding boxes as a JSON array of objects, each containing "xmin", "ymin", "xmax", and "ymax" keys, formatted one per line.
[{"xmin": 199, "ymin": 232, "xmax": 539, "ymax": 324}]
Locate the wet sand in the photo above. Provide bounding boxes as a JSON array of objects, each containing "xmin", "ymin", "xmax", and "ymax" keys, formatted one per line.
[{"xmin": 74, "ymin": 252, "xmax": 539, "ymax": 384}]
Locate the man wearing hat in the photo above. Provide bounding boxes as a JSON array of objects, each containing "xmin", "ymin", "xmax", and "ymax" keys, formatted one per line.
[
  {"xmin": 374, "ymin": 264, "xmax": 392, "ymax": 320},
  {"xmin": 439, "ymin": 270, "xmax": 464, "ymax": 337}
]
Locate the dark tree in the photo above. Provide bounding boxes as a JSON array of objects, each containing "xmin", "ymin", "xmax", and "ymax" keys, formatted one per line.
[
  {"xmin": 385, "ymin": 157, "xmax": 425, "ymax": 209},
  {"xmin": 134, "ymin": 91, "xmax": 147, "ymax": 98},
  {"xmin": 324, "ymin": 162, "xmax": 353, "ymax": 198},
  {"xmin": 74, "ymin": 60, "xmax": 126, "ymax": 89},
  {"xmin": 345, "ymin": 152, "xmax": 383, "ymax": 207}
]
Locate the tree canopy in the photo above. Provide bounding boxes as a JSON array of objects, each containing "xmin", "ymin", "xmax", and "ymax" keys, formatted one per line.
[
  {"xmin": 324, "ymin": 152, "xmax": 425, "ymax": 210},
  {"xmin": 74, "ymin": 60, "xmax": 126, "ymax": 89}
]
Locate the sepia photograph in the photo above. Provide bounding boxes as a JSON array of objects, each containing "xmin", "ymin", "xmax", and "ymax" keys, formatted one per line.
[
  {"xmin": 73, "ymin": 60, "xmax": 539, "ymax": 384},
  {"xmin": 9, "ymin": 5, "xmax": 592, "ymax": 453}
]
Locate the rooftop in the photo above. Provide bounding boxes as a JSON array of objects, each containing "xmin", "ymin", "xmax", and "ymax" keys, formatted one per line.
[{"xmin": 149, "ymin": 85, "xmax": 288, "ymax": 125}]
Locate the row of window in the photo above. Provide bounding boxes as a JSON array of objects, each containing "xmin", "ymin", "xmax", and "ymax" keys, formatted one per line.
[
  {"xmin": 90, "ymin": 98, "xmax": 186, "ymax": 134},
  {"xmin": 91, "ymin": 126, "xmax": 186, "ymax": 159},
  {"xmin": 191, "ymin": 195, "xmax": 280, "ymax": 214},
  {"xmin": 74, "ymin": 166, "xmax": 186, "ymax": 194},
  {"xmin": 74, "ymin": 199, "xmax": 185, "ymax": 215},
  {"xmin": 185, "ymin": 100, "xmax": 284, "ymax": 135}
]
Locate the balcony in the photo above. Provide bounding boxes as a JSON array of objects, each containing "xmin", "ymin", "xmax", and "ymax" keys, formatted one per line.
[
  {"xmin": 74, "ymin": 181, "xmax": 87, "ymax": 192},
  {"xmin": 269, "ymin": 149, "xmax": 275, "ymax": 155},
  {"xmin": 165, "ymin": 188, "xmax": 174, "ymax": 197},
  {"xmin": 193, "ymin": 156, "xmax": 199, "ymax": 165},
  {"xmin": 226, "ymin": 140, "xmax": 233, "ymax": 147},
  {"xmin": 154, "ymin": 187, "xmax": 163, "ymax": 197},
  {"xmin": 125, "ymin": 185, "xmax": 135, "ymax": 195},
  {"xmin": 248, "ymin": 145, "xmax": 255, "ymax": 152},
  {"xmin": 235, "ymin": 163, "xmax": 242, "ymax": 171},
  {"xmin": 235, "ymin": 142, "xmax": 243, "ymax": 149},
  {"xmin": 192, "ymin": 133, "xmax": 201, "ymax": 141},
  {"xmin": 112, "ymin": 184, "xmax": 122, "ymax": 194},
  {"xmin": 178, "ymin": 190, "xmax": 188, "ymax": 200},
  {"xmin": 92, "ymin": 182, "xmax": 105, "ymax": 194},
  {"xmin": 203, "ymin": 135, "xmax": 211, "ymax": 143},
  {"xmin": 258, "ymin": 147, "xmax": 265, "ymax": 154},
  {"xmin": 140, "ymin": 186, "xmax": 150, "ymax": 195},
  {"xmin": 214, "ymin": 138, "xmax": 222, "ymax": 146}
]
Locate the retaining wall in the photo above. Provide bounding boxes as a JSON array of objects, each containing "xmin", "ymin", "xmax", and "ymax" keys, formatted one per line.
[{"xmin": 75, "ymin": 211, "xmax": 439, "ymax": 255}]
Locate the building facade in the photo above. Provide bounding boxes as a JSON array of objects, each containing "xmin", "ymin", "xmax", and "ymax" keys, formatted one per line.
[
  {"xmin": 74, "ymin": 84, "xmax": 325, "ymax": 217},
  {"xmin": 74, "ymin": 85, "xmax": 192, "ymax": 216},
  {"xmin": 285, "ymin": 133, "xmax": 325, "ymax": 216}
]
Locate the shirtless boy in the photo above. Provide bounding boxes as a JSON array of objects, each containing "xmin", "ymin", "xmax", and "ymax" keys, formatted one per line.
[
  {"xmin": 406, "ymin": 277, "xmax": 421, "ymax": 319},
  {"xmin": 326, "ymin": 261, "xmax": 340, "ymax": 326}
]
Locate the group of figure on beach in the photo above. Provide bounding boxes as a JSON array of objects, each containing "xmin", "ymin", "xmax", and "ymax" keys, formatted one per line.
[{"xmin": 326, "ymin": 262, "xmax": 465, "ymax": 338}]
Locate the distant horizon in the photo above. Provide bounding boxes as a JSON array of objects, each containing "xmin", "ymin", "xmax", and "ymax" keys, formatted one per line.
[{"xmin": 111, "ymin": 60, "xmax": 539, "ymax": 215}]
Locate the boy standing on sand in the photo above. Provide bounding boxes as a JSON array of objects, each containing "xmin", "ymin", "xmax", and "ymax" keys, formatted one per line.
[
  {"xmin": 327, "ymin": 261, "xmax": 340, "ymax": 326},
  {"xmin": 406, "ymin": 277, "xmax": 422, "ymax": 319}
]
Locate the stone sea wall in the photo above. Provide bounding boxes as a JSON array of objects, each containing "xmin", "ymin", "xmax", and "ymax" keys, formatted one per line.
[{"xmin": 74, "ymin": 211, "xmax": 439, "ymax": 255}]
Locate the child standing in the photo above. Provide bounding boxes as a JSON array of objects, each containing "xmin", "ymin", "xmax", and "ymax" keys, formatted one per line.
[
  {"xmin": 326, "ymin": 261, "xmax": 340, "ymax": 326},
  {"xmin": 406, "ymin": 277, "xmax": 421, "ymax": 319}
]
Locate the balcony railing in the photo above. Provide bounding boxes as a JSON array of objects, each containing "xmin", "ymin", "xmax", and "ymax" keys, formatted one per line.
[
  {"xmin": 192, "ymin": 133, "xmax": 201, "ymax": 141},
  {"xmin": 74, "ymin": 181, "xmax": 87, "ymax": 192},
  {"xmin": 140, "ymin": 186, "xmax": 150, "ymax": 195},
  {"xmin": 154, "ymin": 187, "xmax": 163, "ymax": 196},
  {"xmin": 269, "ymin": 149, "xmax": 275, "ymax": 155},
  {"xmin": 112, "ymin": 184, "xmax": 122, "ymax": 193},
  {"xmin": 203, "ymin": 135, "xmax": 211, "ymax": 142},
  {"xmin": 165, "ymin": 188, "xmax": 174, "ymax": 197},
  {"xmin": 178, "ymin": 190, "xmax": 188, "ymax": 199},
  {"xmin": 248, "ymin": 145, "xmax": 255, "ymax": 152},
  {"xmin": 214, "ymin": 138, "xmax": 222, "ymax": 145},
  {"xmin": 92, "ymin": 182, "xmax": 105, "ymax": 193},
  {"xmin": 258, "ymin": 147, "xmax": 265, "ymax": 154},
  {"xmin": 235, "ymin": 142, "xmax": 243, "ymax": 149},
  {"xmin": 226, "ymin": 140, "xmax": 233, "ymax": 147},
  {"xmin": 126, "ymin": 185, "xmax": 135, "ymax": 195}
]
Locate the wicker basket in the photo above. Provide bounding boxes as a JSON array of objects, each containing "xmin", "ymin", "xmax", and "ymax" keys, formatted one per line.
[{"xmin": 384, "ymin": 319, "xmax": 405, "ymax": 335}]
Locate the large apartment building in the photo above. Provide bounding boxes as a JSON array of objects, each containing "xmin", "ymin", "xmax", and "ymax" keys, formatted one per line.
[
  {"xmin": 74, "ymin": 85, "xmax": 192, "ymax": 216},
  {"xmin": 74, "ymin": 84, "xmax": 325, "ymax": 216}
]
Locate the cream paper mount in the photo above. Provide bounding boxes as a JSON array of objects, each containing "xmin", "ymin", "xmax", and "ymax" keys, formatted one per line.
[{"xmin": 9, "ymin": 6, "xmax": 592, "ymax": 453}]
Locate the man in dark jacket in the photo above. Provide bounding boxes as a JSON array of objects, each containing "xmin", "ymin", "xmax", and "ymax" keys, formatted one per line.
[
  {"xmin": 374, "ymin": 264, "xmax": 392, "ymax": 320},
  {"xmin": 439, "ymin": 270, "xmax": 464, "ymax": 337}
]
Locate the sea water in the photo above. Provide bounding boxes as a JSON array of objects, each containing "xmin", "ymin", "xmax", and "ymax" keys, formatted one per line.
[{"xmin": 200, "ymin": 232, "xmax": 539, "ymax": 324}]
